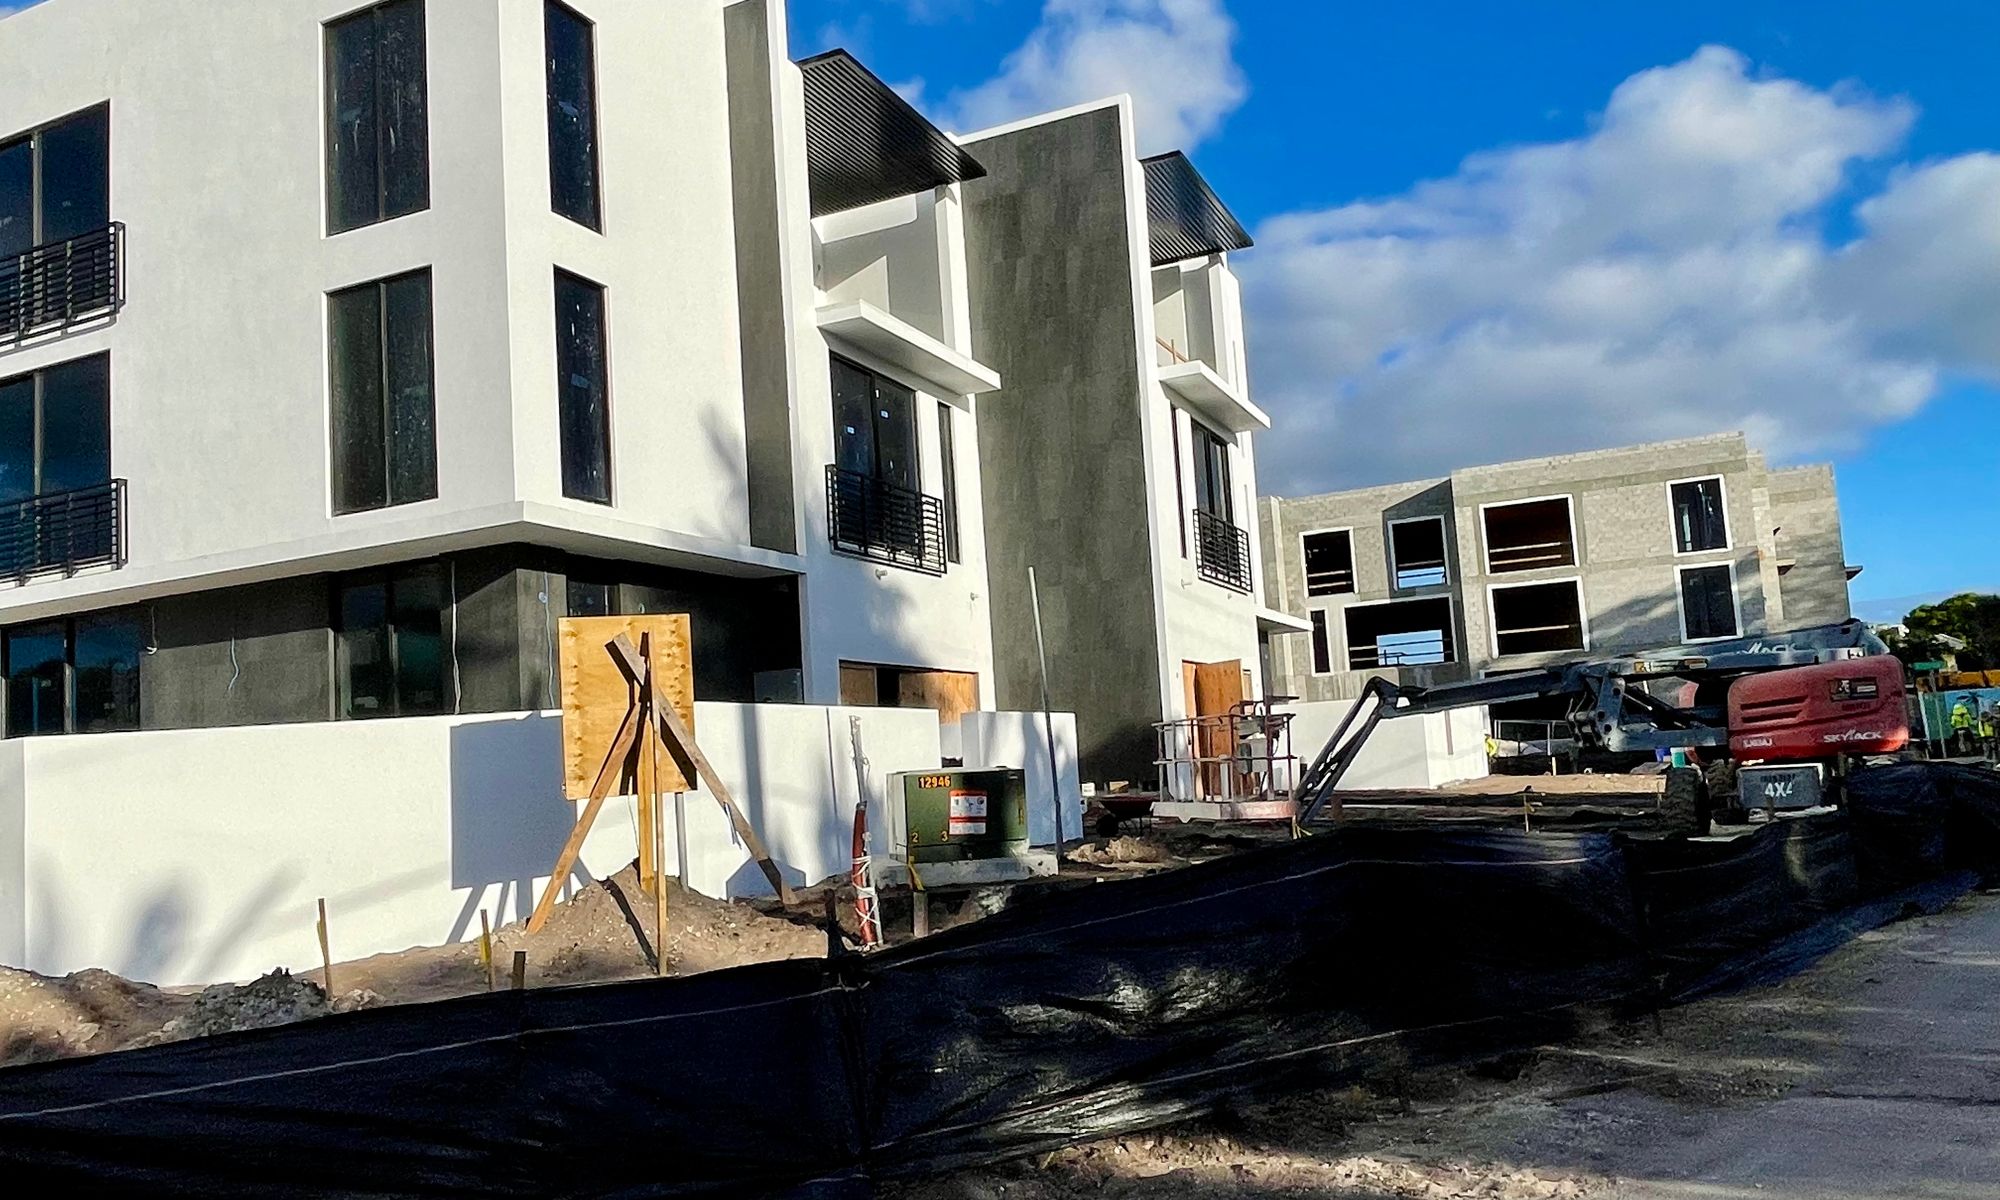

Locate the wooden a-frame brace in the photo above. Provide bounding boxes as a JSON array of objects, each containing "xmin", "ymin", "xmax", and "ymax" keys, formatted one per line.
[{"xmin": 528, "ymin": 633, "xmax": 796, "ymax": 934}]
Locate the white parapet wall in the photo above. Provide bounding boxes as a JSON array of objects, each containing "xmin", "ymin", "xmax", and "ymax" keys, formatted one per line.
[
  {"xmin": 0, "ymin": 702, "xmax": 1049, "ymax": 987},
  {"xmin": 1278, "ymin": 701, "xmax": 1490, "ymax": 791},
  {"xmin": 957, "ymin": 711, "xmax": 1085, "ymax": 845}
]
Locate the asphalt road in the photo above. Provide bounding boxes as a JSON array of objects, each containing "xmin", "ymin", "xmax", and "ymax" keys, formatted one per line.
[{"xmin": 1604, "ymin": 894, "xmax": 2000, "ymax": 1199}]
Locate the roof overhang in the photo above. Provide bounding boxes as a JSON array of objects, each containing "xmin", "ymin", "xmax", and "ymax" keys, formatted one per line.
[
  {"xmin": 1140, "ymin": 151, "xmax": 1252, "ymax": 267},
  {"xmin": 818, "ymin": 300, "xmax": 1002, "ymax": 402},
  {"xmin": 1257, "ymin": 606, "xmax": 1313, "ymax": 635},
  {"xmin": 1158, "ymin": 360, "xmax": 1270, "ymax": 433},
  {"xmin": 797, "ymin": 50, "xmax": 987, "ymax": 218}
]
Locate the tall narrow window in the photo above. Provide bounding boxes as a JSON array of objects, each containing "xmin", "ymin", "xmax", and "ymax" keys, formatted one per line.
[
  {"xmin": 326, "ymin": 0, "xmax": 430, "ymax": 235},
  {"xmin": 828, "ymin": 356, "xmax": 939, "ymax": 571},
  {"xmin": 555, "ymin": 271, "xmax": 611, "ymax": 503},
  {"xmin": 1679, "ymin": 564, "xmax": 1739, "ymax": 641},
  {"xmin": 5, "ymin": 621, "xmax": 67, "ymax": 736},
  {"xmin": 1, "ymin": 104, "xmax": 114, "ymax": 337},
  {"xmin": 1170, "ymin": 410, "xmax": 1187, "ymax": 558},
  {"xmin": 1309, "ymin": 610, "xmax": 1331, "ymax": 675},
  {"xmin": 937, "ymin": 401, "xmax": 961, "ymax": 564},
  {"xmin": 1670, "ymin": 477, "xmax": 1729, "ymax": 554},
  {"xmin": 337, "ymin": 562, "xmax": 448, "ymax": 719},
  {"xmin": 0, "ymin": 353, "xmax": 110, "ymax": 501},
  {"xmin": 1189, "ymin": 422, "xmax": 1233, "ymax": 520},
  {"xmin": 330, "ymin": 270, "xmax": 437, "ymax": 514},
  {"xmin": 71, "ymin": 613, "xmax": 141, "ymax": 733},
  {"xmin": 1301, "ymin": 530, "xmax": 1355, "ymax": 596},
  {"xmin": 545, "ymin": 1, "xmax": 601, "ymax": 230}
]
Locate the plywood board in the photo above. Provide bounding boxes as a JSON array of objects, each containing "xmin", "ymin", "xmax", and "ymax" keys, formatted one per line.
[
  {"xmin": 1194, "ymin": 659, "xmax": 1246, "ymax": 800},
  {"xmin": 839, "ymin": 663, "xmax": 879, "ymax": 707},
  {"xmin": 560, "ymin": 615, "xmax": 694, "ymax": 799},
  {"xmin": 896, "ymin": 669, "xmax": 980, "ymax": 725}
]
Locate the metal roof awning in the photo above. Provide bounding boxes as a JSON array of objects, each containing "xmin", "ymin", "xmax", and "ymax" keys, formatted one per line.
[
  {"xmin": 1140, "ymin": 151, "xmax": 1252, "ymax": 267},
  {"xmin": 797, "ymin": 50, "xmax": 987, "ymax": 218}
]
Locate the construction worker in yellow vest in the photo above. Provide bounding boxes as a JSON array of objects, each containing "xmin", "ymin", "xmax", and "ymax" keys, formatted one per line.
[{"xmin": 1950, "ymin": 695, "xmax": 1977, "ymax": 756}]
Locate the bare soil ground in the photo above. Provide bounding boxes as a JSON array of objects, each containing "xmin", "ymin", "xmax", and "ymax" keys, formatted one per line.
[
  {"xmin": 0, "ymin": 861, "xmax": 825, "ymax": 1068},
  {"xmin": 884, "ymin": 894, "xmax": 1992, "ymax": 1200}
]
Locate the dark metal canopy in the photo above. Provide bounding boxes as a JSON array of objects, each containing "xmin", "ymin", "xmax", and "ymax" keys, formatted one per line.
[
  {"xmin": 1140, "ymin": 151, "xmax": 1253, "ymax": 267},
  {"xmin": 797, "ymin": 50, "xmax": 987, "ymax": 218}
]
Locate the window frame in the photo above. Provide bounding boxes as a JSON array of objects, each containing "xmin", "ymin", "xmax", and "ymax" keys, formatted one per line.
[
  {"xmin": 2, "ymin": 608, "xmax": 142, "ymax": 738},
  {"xmin": 0, "ymin": 351, "xmax": 112, "ymax": 501},
  {"xmin": 937, "ymin": 400, "xmax": 961, "ymax": 565},
  {"xmin": 1675, "ymin": 561, "xmax": 1742, "ymax": 643},
  {"xmin": 1188, "ymin": 418, "xmax": 1234, "ymax": 522},
  {"xmin": 829, "ymin": 353, "xmax": 921, "ymax": 490},
  {"xmin": 0, "ymin": 101, "xmax": 112, "ymax": 254},
  {"xmin": 554, "ymin": 268, "xmax": 614, "ymax": 504},
  {"xmin": 1486, "ymin": 576, "xmax": 1590, "ymax": 659},
  {"xmin": 1479, "ymin": 494, "xmax": 1578, "ymax": 575},
  {"xmin": 332, "ymin": 561, "xmax": 453, "ymax": 720},
  {"xmin": 1667, "ymin": 474, "xmax": 1733, "ymax": 556},
  {"xmin": 1340, "ymin": 594, "xmax": 1459, "ymax": 670},
  {"xmin": 327, "ymin": 268, "xmax": 439, "ymax": 515},
  {"xmin": 1388, "ymin": 515, "xmax": 1450, "ymax": 590},
  {"xmin": 1308, "ymin": 608, "xmax": 1332, "ymax": 676},
  {"xmin": 543, "ymin": 0, "xmax": 604, "ymax": 232},
  {"xmin": 323, "ymin": 0, "xmax": 432, "ymax": 237},
  {"xmin": 1297, "ymin": 527, "xmax": 1356, "ymax": 598}
]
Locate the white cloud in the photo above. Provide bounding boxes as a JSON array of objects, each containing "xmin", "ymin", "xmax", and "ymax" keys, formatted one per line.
[
  {"xmin": 1242, "ymin": 46, "xmax": 2000, "ymax": 497},
  {"xmin": 943, "ymin": 0, "xmax": 1245, "ymax": 153}
]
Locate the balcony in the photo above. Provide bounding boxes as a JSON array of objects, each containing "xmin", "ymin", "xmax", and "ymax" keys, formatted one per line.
[
  {"xmin": 1193, "ymin": 509, "xmax": 1252, "ymax": 594},
  {"xmin": 827, "ymin": 465, "xmax": 945, "ymax": 575},
  {"xmin": 0, "ymin": 479, "xmax": 127, "ymax": 584},
  {"xmin": 2, "ymin": 223, "xmax": 125, "ymax": 341}
]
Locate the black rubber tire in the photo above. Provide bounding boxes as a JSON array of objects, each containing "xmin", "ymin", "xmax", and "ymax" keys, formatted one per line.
[{"xmin": 1661, "ymin": 767, "xmax": 1711, "ymax": 837}]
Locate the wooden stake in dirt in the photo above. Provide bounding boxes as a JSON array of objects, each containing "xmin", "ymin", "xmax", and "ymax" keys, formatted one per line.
[
  {"xmin": 315, "ymin": 898, "xmax": 334, "ymax": 997},
  {"xmin": 511, "ymin": 950, "xmax": 527, "ymax": 991},
  {"xmin": 641, "ymin": 632, "xmax": 670, "ymax": 979},
  {"xmin": 478, "ymin": 909, "xmax": 496, "ymax": 992}
]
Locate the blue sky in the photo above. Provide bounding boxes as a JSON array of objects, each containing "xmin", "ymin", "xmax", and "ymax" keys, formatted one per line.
[{"xmin": 793, "ymin": 0, "xmax": 2000, "ymax": 621}]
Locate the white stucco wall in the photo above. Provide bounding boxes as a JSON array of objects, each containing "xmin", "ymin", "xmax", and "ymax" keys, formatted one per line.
[
  {"xmin": 959, "ymin": 710, "xmax": 1084, "ymax": 845},
  {"xmin": 1279, "ymin": 699, "xmax": 1490, "ymax": 791},
  {"xmin": 0, "ymin": 702, "xmax": 945, "ymax": 987},
  {"xmin": 0, "ymin": 0, "xmax": 788, "ymax": 631}
]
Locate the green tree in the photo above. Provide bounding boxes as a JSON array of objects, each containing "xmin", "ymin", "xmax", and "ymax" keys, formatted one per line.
[{"xmin": 1898, "ymin": 592, "xmax": 2000, "ymax": 671}]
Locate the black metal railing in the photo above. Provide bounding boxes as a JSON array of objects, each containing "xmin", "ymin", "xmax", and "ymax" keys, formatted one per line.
[
  {"xmin": 1, "ymin": 222, "xmax": 125, "ymax": 341},
  {"xmin": 826, "ymin": 465, "xmax": 945, "ymax": 575},
  {"xmin": 0, "ymin": 479, "xmax": 127, "ymax": 583},
  {"xmin": 1193, "ymin": 508, "xmax": 1252, "ymax": 593}
]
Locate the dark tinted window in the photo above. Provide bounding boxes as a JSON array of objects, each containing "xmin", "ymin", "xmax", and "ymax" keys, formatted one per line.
[
  {"xmin": 36, "ymin": 105, "xmax": 108, "ymax": 243},
  {"xmin": 0, "ymin": 137, "xmax": 30, "ymax": 257},
  {"xmin": 565, "ymin": 578, "xmax": 614, "ymax": 618},
  {"xmin": 0, "ymin": 353, "xmax": 110, "ymax": 500},
  {"xmin": 1309, "ymin": 609, "xmax": 1331, "ymax": 674},
  {"xmin": 0, "ymin": 105, "xmax": 108, "ymax": 255},
  {"xmin": 1190, "ymin": 422, "xmax": 1232, "ymax": 519},
  {"xmin": 1671, "ymin": 477, "xmax": 1729, "ymax": 554},
  {"xmin": 545, "ymin": 1, "xmax": 601, "ymax": 229},
  {"xmin": 6, "ymin": 622, "xmax": 66, "ymax": 736},
  {"xmin": 555, "ymin": 271, "xmax": 611, "ymax": 502},
  {"xmin": 71, "ymin": 613, "xmax": 140, "ymax": 733},
  {"xmin": 829, "ymin": 356, "xmax": 916, "ymax": 490},
  {"xmin": 1390, "ymin": 518, "xmax": 1449, "ymax": 589},
  {"xmin": 337, "ymin": 563, "xmax": 449, "ymax": 718},
  {"xmin": 937, "ymin": 402, "xmax": 960, "ymax": 563},
  {"xmin": 326, "ymin": 0, "xmax": 430, "ymax": 234},
  {"xmin": 1680, "ymin": 565, "xmax": 1738, "ymax": 640},
  {"xmin": 0, "ymin": 376, "xmax": 33, "ymax": 503},
  {"xmin": 39, "ymin": 353, "xmax": 111, "ymax": 495},
  {"xmin": 330, "ymin": 270, "xmax": 436, "ymax": 513}
]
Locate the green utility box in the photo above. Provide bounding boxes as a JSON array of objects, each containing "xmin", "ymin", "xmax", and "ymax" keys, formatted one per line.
[{"xmin": 894, "ymin": 768, "xmax": 1030, "ymax": 864}]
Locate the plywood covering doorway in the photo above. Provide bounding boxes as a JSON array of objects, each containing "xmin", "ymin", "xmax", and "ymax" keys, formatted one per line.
[{"xmin": 839, "ymin": 660, "xmax": 980, "ymax": 725}]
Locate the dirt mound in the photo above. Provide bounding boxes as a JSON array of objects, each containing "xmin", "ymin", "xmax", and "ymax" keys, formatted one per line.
[{"xmin": 0, "ymin": 862, "xmax": 828, "ymax": 1068}]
